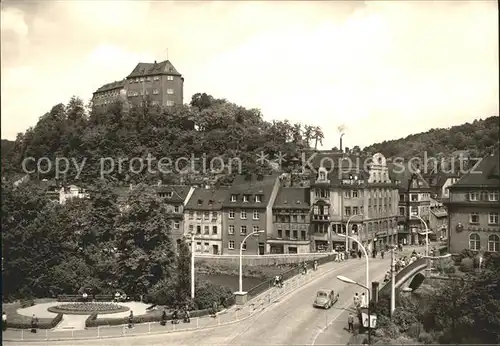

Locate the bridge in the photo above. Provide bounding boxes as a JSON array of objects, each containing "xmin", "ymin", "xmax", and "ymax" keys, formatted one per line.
[{"xmin": 378, "ymin": 258, "xmax": 428, "ymax": 297}]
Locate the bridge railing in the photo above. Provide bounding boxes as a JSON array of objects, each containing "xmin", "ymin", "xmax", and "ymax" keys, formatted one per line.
[{"xmin": 379, "ymin": 258, "xmax": 428, "ymax": 296}]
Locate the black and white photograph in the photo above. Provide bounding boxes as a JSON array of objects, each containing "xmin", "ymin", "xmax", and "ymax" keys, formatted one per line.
[{"xmin": 1, "ymin": 1, "xmax": 499, "ymax": 345}]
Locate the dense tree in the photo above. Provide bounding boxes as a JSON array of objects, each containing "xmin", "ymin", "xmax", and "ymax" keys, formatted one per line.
[{"xmin": 175, "ymin": 240, "xmax": 191, "ymax": 304}]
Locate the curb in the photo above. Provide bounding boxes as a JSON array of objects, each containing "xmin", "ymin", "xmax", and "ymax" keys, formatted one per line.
[{"xmin": 3, "ymin": 260, "xmax": 352, "ymax": 343}]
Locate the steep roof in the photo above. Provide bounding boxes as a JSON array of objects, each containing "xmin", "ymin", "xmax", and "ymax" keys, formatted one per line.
[
  {"xmin": 387, "ymin": 162, "xmax": 430, "ymax": 191},
  {"xmin": 94, "ymin": 80, "xmax": 126, "ymax": 94},
  {"xmin": 127, "ymin": 60, "xmax": 182, "ymax": 78},
  {"xmin": 222, "ymin": 174, "xmax": 279, "ymax": 208},
  {"xmin": 155, "ymin": 185, "xmax": 191, "ymax": 203},
  {"xmin": 431, "ymin": 208, "xmax": 448, "ymax": 218},
  {"xmin": 185, "ymin": 187, "xmax": 229, "ymax": 210},
  {"xmin": 273, "ymin": 187, "xmax": 310, "ymax": 210},
  {"xmin": 452, "ymin": 151, "xmax": 500, "ymax": 188}
]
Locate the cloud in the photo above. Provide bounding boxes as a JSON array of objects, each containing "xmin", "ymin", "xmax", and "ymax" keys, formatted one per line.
[{"xmin": 1, "ymin": 1, "xmax": 498, "ymax": 150}]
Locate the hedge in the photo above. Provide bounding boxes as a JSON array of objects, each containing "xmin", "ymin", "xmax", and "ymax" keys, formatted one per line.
[
  {"xmin": 57, "ymin": 295, "xmax": 117, "ymax": 302},
  {"xmin": 6, "ymin": 313, "xmax": 63, "ymax": 330},
  {"xmin": 85, "ymin": 308, "xmax": 212, "ymax": 327}
]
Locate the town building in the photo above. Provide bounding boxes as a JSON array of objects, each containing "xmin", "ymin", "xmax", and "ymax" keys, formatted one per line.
[
  {"xmin": 429, "ymin": 201, "xmax": 448, "ymax": 241},
  {"xmin": 184, "ymin": 187, "xmax": 229, "ymax": 255},
  {"xmin": 59, "ymin": 184, "xmax": 89, "ymax": 205},
  {"xmin": 92, "ymin": 60, "xmax": 184, "ymax": 108},
  {"xmin": 424, "ymin": 172, "xmax": 461, "ymax": 201},
  {"xmin": 221, "ymin": 174, "xmax": 280, "ymax": 255},
  {"xmin": 445, "ymin": 151, "xmax": 500, "ymax": 254},
  {"xmin": 155, "ymin": 185, "xmax": 195, "ymax": 248},
  {"xmin": 308, "ymin": 152, "xmax": 399, "ymax": 252},
  {"xmin": 269, "ymin": 187, "xmax": 311, "ymax": 254},
  {"xmin": 389, "ymin": 163, "xmax": 432, "ymax": 245}
]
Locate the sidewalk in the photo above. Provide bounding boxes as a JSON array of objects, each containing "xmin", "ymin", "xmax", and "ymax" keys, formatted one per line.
[{"xmin": 2, "ymin": 259, "xmax": 347, "ymax": 342}]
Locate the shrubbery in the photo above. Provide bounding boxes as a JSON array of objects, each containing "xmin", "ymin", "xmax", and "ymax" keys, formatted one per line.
[
  {"xmin": 6, "ymin": 313, "xmax": 63, "ymax": 330},
  {"xmin": 459, "ymin": 258, "xmax": 474, "ymax": 272}
]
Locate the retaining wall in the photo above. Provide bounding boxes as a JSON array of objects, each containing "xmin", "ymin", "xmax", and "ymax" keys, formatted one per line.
[{"xmin": 195, "ymin": 253, "xmax": 331, "ymax": 267}]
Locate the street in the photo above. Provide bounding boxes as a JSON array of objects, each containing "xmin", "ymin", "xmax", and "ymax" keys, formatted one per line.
[{"xmin": 5, "ymin": 254, "xmax": 397, "ymax": 346}]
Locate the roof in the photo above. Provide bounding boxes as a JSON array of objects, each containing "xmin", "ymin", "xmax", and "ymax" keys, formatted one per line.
[
  {"xmin": 273, "ymin": 187, "xmax": 310, "ymax": 210},
  {"xmin": 452, "ymin": 151, "xmax": 500, "ymax": 188},
  {"xmin": 387, "ymin": 162, "xmax": 430, "ymax": 191},
  {"xmin": 127, "ymin": 60, "xmax": 182, "ymax": 78},
  {"xmin": 155, "ymin": 185, "xmax": 191, "ymax": 203},
  {"xmin": 185, "ymin": 187, "xmax": 229, "ymax": 210},
  {"xmin": 304, "ymin": 152, "xmax": 368, "ymax": 170},
  {"xmin": 222, "ymin": 174, "xmax": 279, "ymax": 208},
  {"xmin": 94, "ymin": 80, "xmax": 126, "ymax": 94},
  {"xmin": 431, "ymin": 208, "xmax": 448, "ymax": 218}
]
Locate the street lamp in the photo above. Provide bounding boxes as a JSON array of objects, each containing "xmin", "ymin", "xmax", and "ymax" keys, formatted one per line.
[
  {"xmin": 345, "ymin": 213, "xmax": 364, "ymax": 254},
  {"xmin": 237, "ymin": 230, "xmax": 265, "ymax": 294},
  {"xmin": 337, "ymin": 275, "xmax": 372, "ymax": 344},
  {"xmin": 411, "ymin": 215, "xmax": 429, "ymax": 257},
  {"xmin": 339, "ymin": 233, "xmax": 369, "ymax": 293},
  {"xmin": 187, "ymin": 233, "xmax": 196, "ymax": 299}
]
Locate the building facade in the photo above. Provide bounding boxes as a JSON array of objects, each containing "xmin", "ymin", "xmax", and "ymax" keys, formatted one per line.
[
  {"xmin": 221, "ymin": 174, "xmax": 280, "ymax": 255},
  {"xmin": 92, "ymin": 60, "xmax": 184, "ymax": 108},
  {"xmin": 308, "ymin": 152, "xmax": 399, "ymax": 252},
  {"xmin": 184, "ymin": 187, "xmax": 228, "ymax": 255},
  {"xmin": 269, "ymin": 187, "xmax": 311, "ymax": 254},
  {"xmin": 389, "ymin": 163, "xmax": 432, "ymax": 245},
  {"xmin": 445, "ymin": 152, "xmax": 500, "ymax": 254}
]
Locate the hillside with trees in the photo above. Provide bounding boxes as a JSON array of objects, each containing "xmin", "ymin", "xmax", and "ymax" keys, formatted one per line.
[
  {"xmin": 1, "ymin": 93, "xmax": 324, "ymax": 184},
  {"xmin": 363, "ymin": 116, "xmax": 499, "ymax": 160}
]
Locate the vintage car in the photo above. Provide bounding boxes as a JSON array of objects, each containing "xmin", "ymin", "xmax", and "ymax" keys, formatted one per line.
[{"xmin": 313, "ymin": 289, "xmax": 339, "ymax": 309}]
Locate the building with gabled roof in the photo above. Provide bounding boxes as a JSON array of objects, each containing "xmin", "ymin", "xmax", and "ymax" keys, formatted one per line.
[
  {"xmin": 444, "ymin": 151, "xmax": 500, "ymax": 254},
  {"xmin": 270, "ymin": 187, "xmax": 311, "ymax": 253},
  {"xmin": 184, "ymin": 187, "xmax": 229, "ymax": 255},
  {"xmin": 222, "ymin": 174, "xmax": 280, "ymax": 255},
  {"xmin": 92, "ymin": 59, "xmax": 184, "ymax": 109}
]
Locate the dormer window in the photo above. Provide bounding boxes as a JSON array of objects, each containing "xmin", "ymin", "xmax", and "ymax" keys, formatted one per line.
[
  {"xmin": 166, "ymin": 192, "xmax": 173, "ymax": 198},
  {"xmin": 319, "ymin": 171, "xmax": 326, "ymax": 180},
  {"xmin": 208, "ymin": 200, "xmax": 214, "ymax": 206},
  {"xmin": 197, "ymin": 199, "xmax": 203, "ymax": 205},
  {"xmin": 231, "ymin": 194, "xmax": 237, "ymax": 202},
  {"xmin": 255, "ymin": 195, "xmax": 262, "ymax": 203},
  {"xmin": 243, "ymin": 195, "xmax": 249, "ymax": 202}
]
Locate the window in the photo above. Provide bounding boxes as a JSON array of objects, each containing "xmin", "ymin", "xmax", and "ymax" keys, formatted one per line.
[
  {"xmin": 292, "ymin": 230, "xmax": 298, "ymax": 239},
  {"xmin": 151, "ymin": 100, "xmax": 159, "ymax": 106},
  {"xmin": 189, "ymin": 211, "xmax": 194, "ymax": 220},
  {"xmin": 488, "ymin": 212, "xmax": 499, "ymax": 225},
  {"xmin": 166, "ymin": 100, "xmax": 174, "ymax": 107},
  {"xmin": 277, "ymin": 229, "xmax": 283, "ymax": 238},
  {"xmin": 285, "ymin": 230, "xmax": 290, "ymax": 238},
  {"xmin": 469, "ymin": 233, "xmax": 480, "ymax": 251},
  {"xmin": 229, "ymin": 240, "xmax": 235, "ymax": 249},
  {"xmin": 212, "ymin": 226, "xmax": 218, "ymax": 235},
  {"xmin": 230, "ymin": 194, "xmax": 237, "ymax": 202},
  {"xmin": 167, "ymin": 88, "xmax": 174, "ymax": 94},
  {"xmin": 174, "ymin": 221, "xmax": 179, "ymax": 229},
  {"xmin": 242, "ymin": 241, "xmax": 247, "ymax": 250},
  {"xmin": 469, "ymin": 192, "xmax": 479, "ymax": 201},
  {"xmin": 255, "ymin": 195, "xmax": 262, "ymax": 203},
  {"xmin": 319, "ymin": 171, "xmax": 326, "ymax": 180},
  {"xmin": 253, "ymin": 210, "xmax": 260, "ymax": 220},
  {"xmin": 252, "ymin": 226, "xmax": 259, "ymax": 233},
  {"xmin": 228, "ymin": 225, "xmax": 235, "ymax": 234},
  {"xmin": 204, "ymin": 242, "xmax": 209, "ymax": 252},
  {"xmin": 212, "ymin": 212, "xmax": 218, "ymax": 218},
  {"xmin": 229, "ymin": 210, "xmax": 235, "ymax": 219},
  {"xmin": 189, "ymin": 225, "xmax": 193, "ymax": 232},
  {"xmin": 196, "ymin": 242, "xmax": 202, "ymax": 251},
  {"xmin": 167, "ymin": 75, "xmax": 174, "ymax": 81},
  {"xmin": 314, "ymin": 206, "xmax": 319, "ymax": 215},
  {"xmin": 344, "ymin": 191, "xmax": 350, "ymax": 198},
  {"xmin": 489, "ymin": 191, "xmax": 499, "ymax": 201},
  {"xmin": 300, "ymin": 215, "xmax": 306, "ymax": 222},
  {"xmin": 399, "ymin": 207, "xmax": 405, "ymax": 216},
  {"xmin": 345, "ymin": 207, "xmax": 351, "ymax": 216},
  {"xmin": 196, "ymin": 225, "xmax": 201, "ymax": 234},
  {"xmin": 204, "ymin": 225, "xmax": 209, "ymax": 234},
  {"xmin": 469, "ymin": 213, "xmax": 479, "ymax": 224},
  {"xmin": 352, "ymin": 190, "xmax": 358, "ymax": 198},
  {"xmin": 353, "ymin": 207, "xmax": 359, "ymax": 215},
  {"xmin": 301, "ymin": 231, "xmax": 306, "ymax": 240},
  {"xmin": 153, "ymin": 76, "xmax": 160, "ymax": 81},
  {"xmin": 488, "ymin": 235, "xmax": 499, "ymax": 252},
  {"xmin": 204, "ymin": 212, "xmax": 209, "ymax": 220},
  {"xmin": 411, "ymin": 194, "xmax": 418, "ymax": 202},
  {"xmin": 174, "ymin": 206, "xmax": 179, "ymax": 213},
  {"xmin": 241, "ymin": 210, "xmax": 247, "ymax": 219},
  {"xmin": 166, "ymin": 192, "xmax": 173, "ymax": 198},
  {"xmin": 243, "ymin": 195, "xmax": 249, "ymax": 202},
  {"xmin": 410, "ymin": 206, "xmax": 418, "ymax": 216},
  {"xmin": 240, "ymin": 225, "xmax": 247, "ymax": 235},
  {"xmin": 153, "ymin": 89, "xmax": 159, "ymax": 95}
]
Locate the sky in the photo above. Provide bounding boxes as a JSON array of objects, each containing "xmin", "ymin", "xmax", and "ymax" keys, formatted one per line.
[{"xmin": 1, "ymin": 1, "xmax": 498, "ymax": 149}]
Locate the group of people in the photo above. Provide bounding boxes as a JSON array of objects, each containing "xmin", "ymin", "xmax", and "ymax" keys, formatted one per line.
[
  {"xmin": 333, "ymin": 248, "xmax": 347, "ymax": 262},
  {"xmin": 163, "ymin": 306, "xmax": 191, "ymax": 325}
]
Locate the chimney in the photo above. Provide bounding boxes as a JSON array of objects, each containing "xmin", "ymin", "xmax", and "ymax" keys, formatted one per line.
[
  {"xmin": 340, "ymin": 136, "xmax": 343, "ymax": 152},
  {"xmin": 154, "ymin": 60, "xmax": 157, "ymax": 64}
]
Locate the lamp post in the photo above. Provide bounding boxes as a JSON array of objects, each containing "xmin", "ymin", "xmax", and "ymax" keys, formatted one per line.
[
  {"xmin": 339, "ymin": 233, "xmax": 369, "ymax": 292},
  {"xmin": 345, "ymin": 213, "xmax": 364, "ymax": 253},
  {"xmin": 337, "ymin": 275, "xmax": 372, "ymax": 344},
  {"xmin": 188, "ymin": 233, "xmax": 195, "ymax": 299},
  {"xmin": 238, "ymin": 230, "xmax": 265, "ymax": 293}
]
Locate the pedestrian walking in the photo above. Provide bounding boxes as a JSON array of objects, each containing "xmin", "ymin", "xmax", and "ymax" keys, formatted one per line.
[
  {"xmin": 30, "ymin": 314, "xmax": 38, "ymax": 333},
  {"xmin": 361, "ymin": 293, "xmax": 367, "ymax": 308},
  {"xmin": 212, "ymin": 301, "xmax": 218, "ymax": 317},
  {"xmin": 348, "ymin": 313, "xmax": 354, "ymax": 332},
  {"xmin": 2, "ymin": 311, "xmax": 7, "ymax": 331},
  {"xmin": 128, "ymin": 311, "xmax": 134, "ymax": 328},
  {"xmin": 160, "ymin": 309, "xmax": 167, "ymax": 326},
  {"xmin": 358, "ymin": 250, "xmax": 362, "ymax": 259},
  {"xmin": 353, "ymin": 293, "xmax": 360, "ymax": 308},
  {"xmin": 381, "ymin": 250, "xmax": 385, "ymax": 259}
]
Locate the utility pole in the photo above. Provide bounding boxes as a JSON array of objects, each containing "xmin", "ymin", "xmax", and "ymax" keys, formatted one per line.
[{"xmin": 390, "ymin": 247, "xmax": 396, "ymax": 316}]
